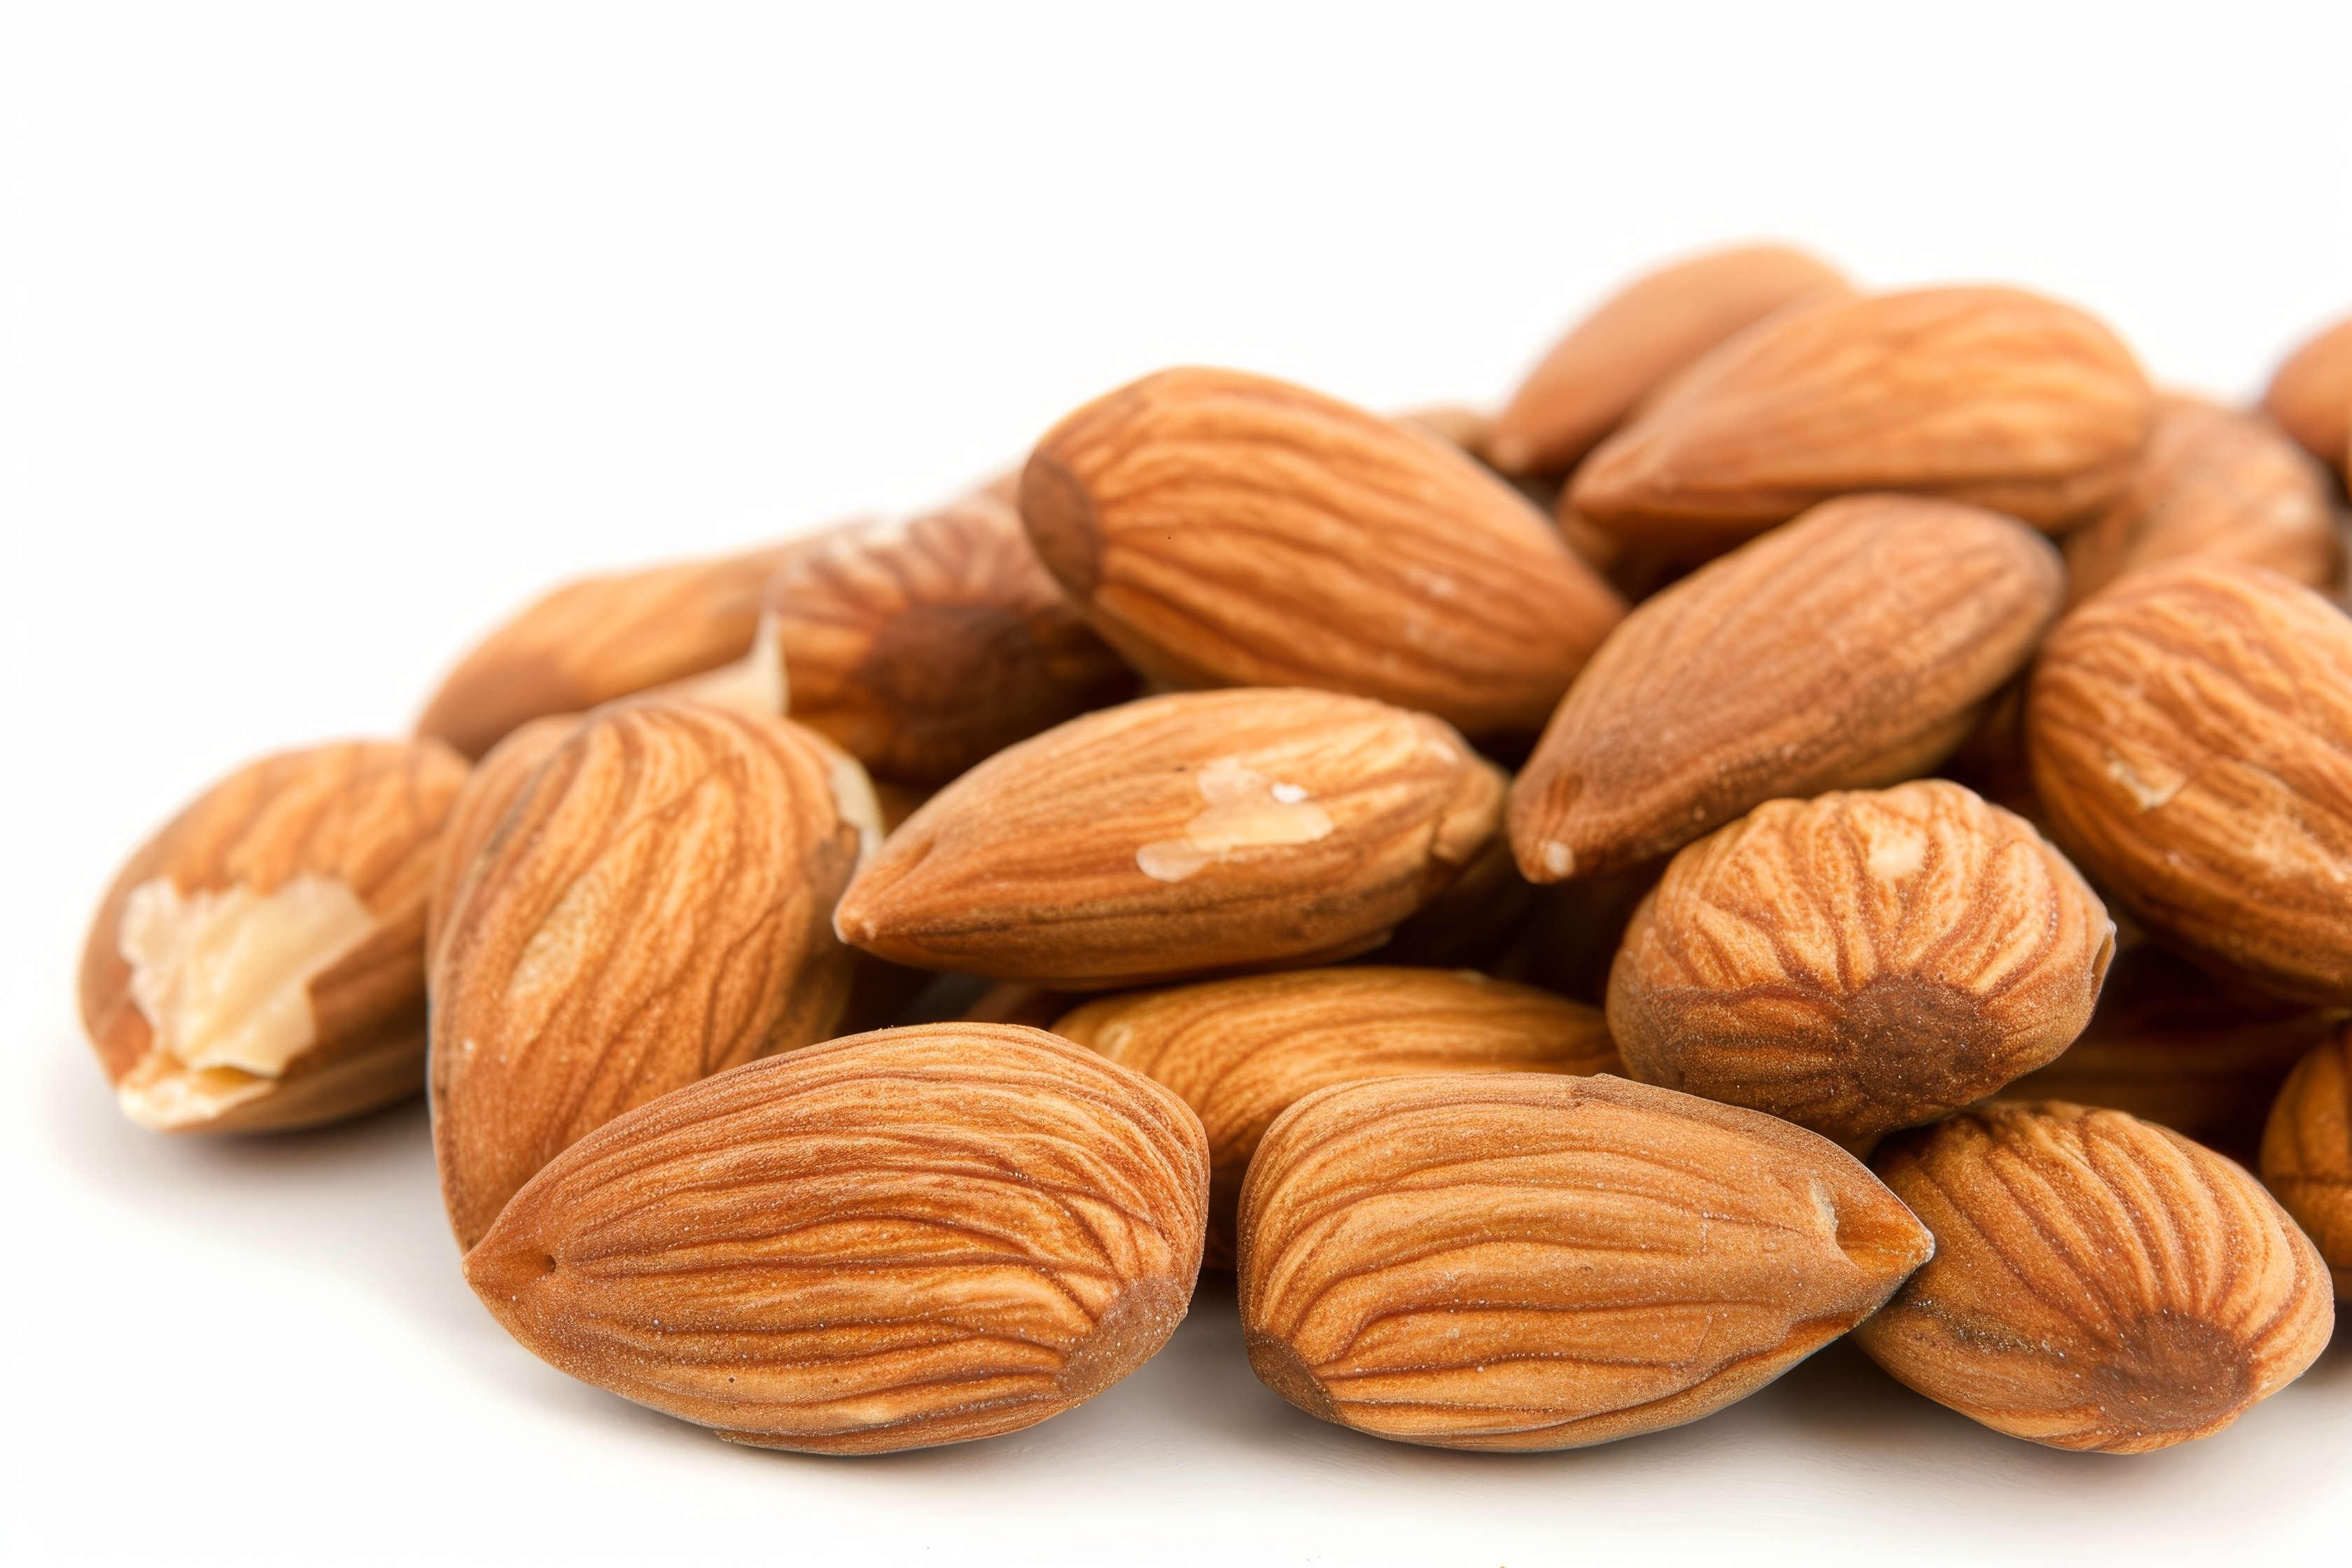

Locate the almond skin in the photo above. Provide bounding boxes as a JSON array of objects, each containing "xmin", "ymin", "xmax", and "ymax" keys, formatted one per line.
[
  {"xmin": 1568, "ymin": 287, "xmax": 2153, "ymax": 561},
  {"xmin": 1237, "ymin": 1072, "xmax": 1932, "ymax": 1450},
  {"xmin": 79, "ymin": 738, "xmax": 469, "ymax": 1133},
  {"xmin": 2026, "ymin": 559, "xmax": 2352, "ymax": 1004},
  {"xmin": 834, "ymin": 688, "xmax": 1504, "ymax": 988},
  {"xmin": 1019, "ymin": 367, "xmax": 1625, "ymax": 741},
  {"xmin": 1056, "ymin": 967, "xmax": 1618, "ymax": 1266},
  {"xmin": 463, "ymin": 1025, "xmax": 1209, "ymax": 1454},
  {"xmin": 1510, "ymin": 493, "xmax": 2065, "ymax": 883},
  {"xmin": 430, "ymin": 699, "xmax": 874, "ymax": 1249},
  {"xmin": 424, "ymin": 714, "xmax": 578, "ymax": 967},
  {"xmin": 1610, "ymin": 781, "xmax": 2113, "ymax": 1144},
  {"xmin": 2262, "ymin": 314, "xmax": 2352, "ymax": 479},
  {"xmin": 1855, "ymin": 1102, "xmax": 2334, "ymax": 1452},
  {"xmin": 2262, "ymin": 1026, "xmax": 2352, "ymax": 1296},
  {"xmin": 1487, "ymin": 244, "xmax": 1852, "ymax": 477}
]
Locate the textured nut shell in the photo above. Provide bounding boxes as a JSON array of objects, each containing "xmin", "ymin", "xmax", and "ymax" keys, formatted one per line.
[
  {"xmin": 1856, "ymin": 1102, "xmax": 2334, "ymax": 1452},
  {"xmin": 765, "ymin": 493, "xmax": 1137, "ymax": 786},
  {"xmin": 1057, "ymin": 967, "xmax": 1617, "ymax": 1266},
  {"xmin": 2026, "ymin": 560, "xmax": 2352, "ymax": 1004},
  {"xmin": 417, "ymin": 542, "xmax": 794, "ymax": 759},
  {"xmin": 2064, "ymin": 398, "xmax": 2340, "ymax": 604},
  {"xmin": 834, "ymin": 689, "xmax": 1504, "ymax": 987},
  {"xmin": 78, "ymin": 738, "xmax": 469, "ymax": 1132},
  {"xmin": 1020, "ymin": 367, "xmax": 1625, "ymax": 739},
  {"xmin": 1237, "ymin": 1072, "xmax": 1931, "ymax": 1450},
  {"xmin": 1610, "ymin": 781, "xmax": 2113, "ymax": 1142},
  {"xmin": 425, "ymin": 715, "xmax": 578, "ymax": 967},
  {"xmin": 1569, "ymin": 287, "xmax": 2152, "ymax": 559},
  {"xmin": 463, "ymin": 1026, "xmax": 1208, "ymax": 1453},
  {"xmin": 430, "ymin": 701, "xmax": 865, "ymax": 1248},
  {"xmin": 1488, "ymin": 244, "xmax": 1851, "ymax": 476},
  {"xmin": 1510, "ymin": 493, "xmax": 2065, "ymax": 881},
  {"xmin": 2262, "ymin": 315, "xmax": 2352, "ymax": 477},
  {"xmin": 2262, "ymin": 1028, "xmax": 2352, "ymax": 1296}
]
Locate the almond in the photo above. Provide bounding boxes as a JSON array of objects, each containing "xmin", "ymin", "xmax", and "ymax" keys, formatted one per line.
[
  {"xmin": 1854, "ymin": 1101, "xmax": 2334, "ymax": 1452},
  {"xmin": 2025, "ymin": 559, "xmax": 2352, "ymax": 1004},
  {"xmin": 1568, "ymin": 287, "xmax": 2153, "ymax": 561},
  {"xmin": 1237, "ymin": 1072, "xmax": 1931, "ymax": 1450},
  {"xmin": 1510, "ymin": 493, "xmax": 2064, "ymax": 882},
  {"xmin": 2262, "ymin": 313, "xmax": 2352, "ymax": 479},
  {"xmin": 79, "ymin": 738, "xmax": 470, "ymax": 1132},
  {"xmin": 424, "ymin": 713, "xmax": 578, "ymax": 967},
  {"xmin": 463, "ymin": 1025, "xmax": 1208, "ymax": 1454},
  {"xmin": 1056, "ymin": 967, "xmax": 1617, "ymax": 1266},
  {"xmin": 1609, "ymin": 780, "xmax": 2113, "ymax": 1144},
  {"xmin": 429, "ymin": 698, "xmax": 877, "ymax": 1248},
  {"xmin": 1019, "ymin": 367, "xmax": 1626, "ymax": 741},
  {"xmin": 2262, "ymin": 1025, "xmax": 2352, "ymax": 1296},
  {"xmin": 1487, "ymin": 244, "xmax": 1851, "ymax": 477},
  {"xmin": 834, "ymin": 688, "xmax": 1504, "ymax": 987}
]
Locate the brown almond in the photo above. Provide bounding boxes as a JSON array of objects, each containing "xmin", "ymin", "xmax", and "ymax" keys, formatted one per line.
[
  {"xmin": 834, "ymin": 688, "xmax": 1504, "ymax": 988},
  {"xmin": 464, "ymin": 1025, "xmax": 1209, "ymax": 1453},
  {"xmin": 79, "ymin": 738, "xmax": 470, "ymax": 1133},
  {"xmin": 1019, "ymin": 367, "xmax": 1625, "ymax": 741},
  {"xmin": 2262, "ymin": 314, "xmax": 2352, "ymax": 479},
  {"xmin": 424, "ymin": 713, "xmax": 578, "ymax": 967},
  {"xmin": 2262, "ymin": 1025, "xmax": 2352, "ymax": 1296},
  {"xmin": 1855, "ymin": 1102, "xmax": 2334, "ymax": 1452},
  {"xmin": 1238, "ymin": 1072, "xmax": 1932, "ymax": 1450},
  {"xmin": 1510, "ymin": 493, "xmax": 2064, "ymax": 882},
  {"xmin": 1568, "ymin": 286, "xmax": 2152, "ymax": 561},
  {"xmin": 1056, "ymin": 967, "xmax": 1617, "ymax": 1266}
]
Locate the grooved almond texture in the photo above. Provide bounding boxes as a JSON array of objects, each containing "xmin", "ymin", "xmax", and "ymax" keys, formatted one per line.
[
  {"xmin": 430, "ymin": 699, "xmax": 868, "ymax": 1248},
  {"xmin": 1568, "ymin": 287, "xmax": 2152, "ymax": 560},
  {"xmin": 1236, "ymin": 1072, "xmax": 1932, "ymax": 1450},
  {"xmin": 1510, "ymin": 493, "xmax": 2065, "ymax": 882},
  {"xmin": 425, "ymin": 714, "xmax": 578, "ymax": 967},
  {"xmin": 834, "ymin": 689, "xmax": 1504, "ymax": 988},
  {"xmin": 2025, "ymin": 560, "xmax": 2352, "ymax": 1004},
  {"xmin": 1056, "ymin": 967, "xmax": 1618, "ymax": 1266},
  {"xmin": 1019, "ymin": 367, "xmax": 1625, "ymax": 740},
  {"xmin": 2261, "ymin": 1027, "xmax": 2352, "ymax": 1296},
  {"xmin": 463, "ymin": 1026, "xmax": 1209, "ymax": 1454},
  {"xmin": 1855, "ymin": 1102, "xmax": 2334, "ymax": 1452},
  {"xmin": 1487, "ymin": 244, "xmax": 1851, "ymax": 476},
  {"xmin": 2262, "ymin": 314, "xmax": 2352, "ymax": 478},
  {"xmin": 1610, "ymin": 781, "xmax": 2113, "ymax": 1142}
]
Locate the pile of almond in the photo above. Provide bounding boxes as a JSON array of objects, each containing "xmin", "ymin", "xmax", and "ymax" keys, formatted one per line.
[{"xmin": 79, "ymin": 246, "xmax": 2352, "ymax": 1460}]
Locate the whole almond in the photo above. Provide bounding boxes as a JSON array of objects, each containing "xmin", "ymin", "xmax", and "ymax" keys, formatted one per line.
[
  {"xmin": 430, "ymin": 699, "xmax": 877, "ymax": 1248},
  {"xmin": 1510, "ymin": 493, "xmax": 2064, "ymax": 882},
  {"xmin": 1487, "ymin": 244, "xmax": 1851, "ymax": 477},
  {"xmin": 1610, "ymin": 780, "xmax": 2113, "ymax": 1144},
  {"xmin": 1238, "ymin": 1072, "xmax": 1931, "ymax": 1450},
  {"xmin": 80, "ymin": 738, "xmax": 470, "ymax": 1132},
  {"xmin": 1569, "ymin": 287, "xmax": 2152, "ymax": 561},
  {"xmin": 834, "ymin": 688, "xmax": 1504, "ymax": 987},
  {"xmin": 464, "ymin": 1025, "xmax": 1209, "ymax": 1453},
  {"xmin": 2262, "ymin": 313, "xmax": 2352, "ymax": 479},
  {"xmin": 1855, "ymin": 1101, "xmax": 2334, "ymax": 1452},
  {"xmin": 1056, "ymin": 967, "xmax": 1618, "ymax": 1265},
  {"xmin": 2026, "ymin": 560, "xmax": 2352, "ymax": 1004},
  {"xmin": 1019, "ymin": 367, "xmax": 1625, "ymax": 741},
  {"xmin": 2262, "ymin": 1026, "xmax": 2352, "ymax": 1296},
  {"xmin": 424, "ymin": 713, "xmax": 578, "ymax": 967}
]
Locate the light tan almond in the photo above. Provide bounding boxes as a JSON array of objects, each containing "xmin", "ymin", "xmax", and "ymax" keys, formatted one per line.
[
  {"xmin": 2262, "ymin": 313, "xmax": 2352, "ymax": 479},
  {"xmin": 424, "ymin": 714, "xmax": 578, "ymax": 967},
  {"xmin": 2262, "ymin": 1025, "xmax": 2352, "ymax": 1296}
]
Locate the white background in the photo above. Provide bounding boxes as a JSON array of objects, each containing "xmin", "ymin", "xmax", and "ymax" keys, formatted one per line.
[{"xmin": 6, "ymin": 4, "xmax": 2351, "ymax": 1562}]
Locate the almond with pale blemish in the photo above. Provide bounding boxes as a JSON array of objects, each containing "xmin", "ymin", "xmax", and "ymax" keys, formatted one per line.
[
  {"xmin": 2262, "ymin": 313, "xmax": 2352, "ymax": 481},
  {"xmin": 79, "ymin": 737, "xmax": 470, "ymax": 1132},
  {"xmin": 1855, "ymin": 1101, "xmax": 2334, "ymax": 1452},
  {"xmin": 2026, "ymin": 559, "xmax": 2352, "ymax": 1004},
  {"xmin": 2262, "ymin": 1024, "xmax": 2352, "ymax": 1296},
  {"xmin": 832, "ymin": 688, "xmax": 1503, "ymax": 988},
  {"xmin": 1609, "ymin": 780, "xmax": 2113, "ymax": 1144},
  {"xmin": 430, "ymin": 698, "xmax": 879, "ymax": 1248}
]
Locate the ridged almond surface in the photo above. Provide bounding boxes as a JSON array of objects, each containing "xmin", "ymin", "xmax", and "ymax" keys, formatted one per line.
[
  {"xmin": 1056, "ymin": 967, "xmax": 1618, "ymax": 1265},
  {"xmin": 1237, "ymin": 1072, "xmax": 1932, "ymax": 1450},
  {"xmin": 2025, "ymin": 560, "xmax": 2352, "ymax": 1004},
  {"xmin": 762, "ymin": 492, "xmax": 1137, "ymax": 786},
  {"xmin": 2261, "ymin": 314, "xmax": 2352, "ymax": 479},
  {"xmin": 2064, "ymin": 398, "xmax": 2339, "ymax": 604},
  {"xmin": 430, "ymin": 699, "xmax": 874, "ymax": 1248},
  {"xmin": 1568, "ymin": 287, "xmax": 2152, "ymax": 560},
  {"xmin": 416, "ymin": 542, "xmax": 794, "ymax": 759},
  {"xmin": 2263, "ymin": 1028, "xmax": 2352, "ymax": 1296},
  {"xmin": 1487, "ymin": 244, "xmax": 1852, "ymax": 476},
  {"xmin": 1611, "ymin": 781, "xmax": 2113, "ymax": 1142},
  {"xmin": 1855, "ymin": 1102, "xmax": 2334, "ymax": 1452},
  {"xmin": 834, "ymin": 689, "xmax": 1504, "ymax": 988},
  {"xmin": 424, "ymin": 714, "xmax": 578, "ymax": 967},
  {"xmin": 463, "ymin": 1025, "xmax": 1209, "ymax": 1453},
  {"xmin": 1019, "ymin": 366, "xmax": 1625, "ymax": 740},
  {"xmin": 1510, "ymin": 493, "xmax": 2064, "ymax": 882}
]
